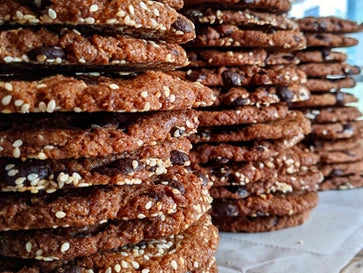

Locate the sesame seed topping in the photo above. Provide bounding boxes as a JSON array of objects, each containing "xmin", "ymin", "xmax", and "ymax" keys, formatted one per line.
[
  {"xmin": 145, "ymin": 201, "xmax": 152, "ymax": 210},
  {"xmin": 114, "ymin": 264, "xmax": 121, "ymax": 273},
  {"xmin": 131, "ymin": 261, "xmax": 140, "ymax": 269},
  {"xmin": 121, "ymin": 261, "xmax": 128, "ymax": 268},
  {"xmin": 7, "ymin": 169, "xmax": 18, "ymax": 177},
  {"xmin": 142, "ymin": 269, "xmax": 150, "ymax": 273},
  {"xmin": 46, "ymin": 100, "xmax": 56, "ymax": 113},
  {"xmin": 109, "ymin": 84, "xmax": 120, "ymax": 90},
  {"xmin": 5, "ymin": 164, "xmax": 15, "ymax": 171},
  {"xmin": 105, "ymin": 267, "xmax": 112, "ymax": 273},
  {"xmin": 141, "ymin": 91, "xmax": 148, "ymax": 98},
  {"xmin": 55, "ymin": 211, "xmax": 66, "ymax": 218},
  {"xmin": 2, "ymin": 95, "xmax": 12, "ymax": 106},
  {"xmin": 48, "ymin": 8, "xmax": 57, "ymax": 20},
  {"xmin": 85, "ymin": 17, "xmax": 95, "ymax": 24},
  {"xmin": 4, "ymin": 83, "xmax": 13, "ymax": 91},
  {"xmin": 13, "ymin": 139, "xmax": 23, "ymax": 147},
  {"xmin": 60, "ymin": 242, "xmax": 70, "ymax": 253},
  {"xmin": 13, "ymin": 147, "xmax": 21, "ymax": 158},
  {"xmin": 25, "ymin": 242, "xmax": 32, "ymax": 253},
  {"xmin": 15, "ymin": 99, "xmax": 24, "ymax": 107},
  {"xmin": 171, "ymin": 260, "xmax": 178, "ymax": 270},
  {"xmin": 90, "ymin": 4, "xmax": 98, "ymax": 12}
]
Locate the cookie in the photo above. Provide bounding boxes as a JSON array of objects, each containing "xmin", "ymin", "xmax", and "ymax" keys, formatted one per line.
[
  {"xmin": 303, "ymin": 107, "xmax": 362, "ymax": 123},
  {"xmin": 320, "ymin": 160, "xmax": 363, "ymax": 177},
  {"xmin": 0, "ymin": 166, "xmax": 205, "ymax": 231},
  {"xmin": 194, "ymin": 146, "xmax": 320, "ymax": 186},
  {"xmin": 297, "ymin": 17, "xmax": 363, "ymax": 33},
  {"xmin": 187, "ymin": 49, "xmax": 299, "ymax": 67},
  {"xmin": 210, "ymin": 171, "xmax": 322, "ymax": 198},
  {"xmin": 0, "ymin": 138, "xmax": 193, "ymax": 194},
  {"xmin": 319, "ymin": 142, "xmax": 363, "ymax": 164},
  {"xmin": 190, "ymin": 111, "xmax": 311, "ymax": 144},
  {"xmin": 304, "ymin": 33, "xmax": 358, "ymax": 48},
  {"xmin": 293, "ymin": 92, "xmax": 358, "ymax": 107},
  {"xmin": 214, "ymin": 85, "xmax": 310, "ymax": 107},
  {"xmin": 305, "ymin": 77, "xmax": 356, "ymax": 92},
  {"xmin": 0, "ymin": 197, "xmax": 210, "ymax": 261},
  {"xmin": 0, "ymin": 110, "xmax": 198, "ymax": 160},
  {"xmin": 213, "ymin": 210, "xmax": 310, "ymax": 232},
  {"xmin": 311, "ymin": 121, "xmax": 363, "ymax": 140},
  {"xmin": 173, "ymin": 66, "xmax": 306, "ymax": 87},
  {"xmin": 191, "ymin": 134, "xmax": 305, "ymax": 163},
  {"xmin": 197, "ymin": 103, "xmax": 288, "ymax": 127},
  {"xmin": 0, "ymin": 214, "xmax": 219, "ymax": 273},
  {"xmin": 307, "ymin": 136, "xmax": 363, "ymax": 152},
  {"xmin": 183, "ymin": 8, "xmax": 298, "ymax": 30},
  {"xmin": 211, "ymin": 191, "xmax": 319, "ymax": 217},
  {"xmin": 183, "ymin": 0, "xmax": 292, "ymax": 14},
  {"xmin": 0, "ymin": 28, "xmax": 189, "ymax": 73},
  {"xmin": 296, "ymin": 50, "xmax": 347, "ymax": 63},
  {"xmin": 319, "ymin": 175, "xmax": 363, "ymax": 191},
  {"xmin": 0, "ymin": 0, "xmax": 195, "ymax": 44},
  {"xmin": 0, "ymin": 71, "xmax": 215, "ymax": 114},
  {"xmin": 298, "ymin": 63, "xmax": 360, "ymax": 78},
  {"xmin": 188, "ymin": 25, "xmax": 306, "ymax": 50}
]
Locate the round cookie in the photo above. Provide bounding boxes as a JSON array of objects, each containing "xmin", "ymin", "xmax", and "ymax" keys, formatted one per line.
[
  {"xmin": 297, "ymin": 16, "xmax": 363, "ymax": 33},
  {"xmin": 311, "ymin": 121, "xmax": 363, "ymax": 140},
  {"xmin": 213, "ymin": 210, "xmax": 311, "ymax": 233},
  {"xmin": 307, "ymin": 136, "xmax": 363, "ymax": 152},
  {"xmin": 191, "ymin": 111, "xmax": 311, "ymax": 144},
  {"xmin": 173, "ymin": 66, "xmax": 306, "ymax": 87},
  {"xmin": 299, "ymin": 63, "xmax": 360, "ymax": 78},
  {"xmin": 319, "ymin": 142, "xmax": 363, "ymax": 164},
  {"xmin": 183, "ymin": 0, "xmax": 292, "ymax": 14},
  {"xmin": 305, "ymin": 77, "xmax": 356, "ymax": 92},
  {"xmin": 210, "ymin": 171, "xmax": 322, "ymax": 198},
  {"xmin": 0, "ymin": 138, "xmax": 193, "ymax": 194},
  {"xmin": 189, "ymin": 25, "xmax": 306, "ymax": 50},
  {"xmin": 191, "ymin": 134, "xmax": 305, "ymax": 163},
  {"xmin": 0, "ymin": 198, "xmax": 210, "ymax": 261},
  {"xmin": 0, "ymin": 0, "xmax": 195, "ymax": 44},
  {"xmin": 320, "ymin": 175, "xmax": 363, "ymax": 191},
  {"xmin": 304, "ymin": 33, "xmax": 358, "ymax": 48},
  {"xmin": 0, "ymin": 214, "xmax": 219, "ymax": 273},
  {"xmin": 0, "ymin": 110, "xmax": 198, "ymax": 160},
  {"xmin": 183, "ymin": 8, "xmax": 298, "ymax": 30},
  {"xmin": 296, "ymin": 50, "xmax": 347, "ymax": 63},
  {"xmin": 0, "ymin": 167, "xmax": 204, "ymax": 231},
  {"xmin": 197, "ymin": 103, "xmax": 288, "ymax": 127},
  {"xmin": 214, "ymin": 85, "xmax": 310, "ymax": 107},
  {"xmin": 0, "ymin": 71, "xmax": 215, "ymax": 114},
  {"xmin": 211, "ymin": 191, "xmax": 319, "ymax": 217},
  {"xmin": 0, "ymin": 28, "xmax": 189, "ymax": 73},
  {"xmin": 320, "ymin": 160, "xmax": 363, "ymax": 177},
  {"xmin": 293, "ymin": 92, "xmax": 358, "ymax": 108},
  {"xmin": 187, "ymin": 49, "xmax": 299, "ymax": 67},
  {"xmin": 303, "ymin": 107, "xmax": 362, "ymax": 123}
]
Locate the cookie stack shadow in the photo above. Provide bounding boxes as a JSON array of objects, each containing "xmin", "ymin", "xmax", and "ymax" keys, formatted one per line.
[
  {"xmin": 175, "ymin": 0, "xmax": 323, "ymax": 232},
  {"xmin": 0, "ymin": 1, "xmax": 219, "ymax": 272},
  {"xmin": 293, "ymin": 17, "xmax": 363, "ymax": 191}
]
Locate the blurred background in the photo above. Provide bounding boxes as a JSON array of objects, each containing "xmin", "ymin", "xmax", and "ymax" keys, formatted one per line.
[{"xmin": 291, "ymin": 0, "xmax": 363, "ymax": 113}]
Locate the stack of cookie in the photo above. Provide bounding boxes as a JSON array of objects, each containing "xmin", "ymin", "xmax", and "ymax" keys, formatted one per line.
[
  {"xmin": 293, "ymin": 17, "xmax": 363, "ymax": 191},
  {"xmin": 0, "ymin": 1, "xmax": 219, "ymax": 272},
  {"xmin": 174, "ymin": 0, "xmax": 324, "ymax": 232}
]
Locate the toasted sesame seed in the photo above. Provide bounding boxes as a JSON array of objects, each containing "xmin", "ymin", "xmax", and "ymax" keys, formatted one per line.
[
  {"xmin": 46, "ymin": 100, "xmax": 56, "ymax": 113},
  {"xmin": 121, "ymin": 261, "xmax": 128, "ymax": 268},
  {"xmin": 4, "ymin": 82, "xmax": 13, "ymax": 91},
  {"xmin": 13, "ymin": 139, "xmax": 23, "ymax": 147},
  {"xmin": 13, "ymin": 147, "xmax": 21, "ymax": 158},
  {"xmin": 5, "ymin": 164, "xmax": 15, "ymax": 171},
  {"xmin": 114, "ymin": 264, "xmax": 121, "ymax": 273},
  {"xmin": 140, "ymin": 2, "xmax": 148, "ymax": 10},
  {"xmin": 25, "ymin": 242, "xmax": 32, "ymax": 253},
  {"xmin": 35, "ymin": 249, "xmax": 43, "ymax": 256},
  {"xmin": 90, "ymin": 4, "xmax": 98, "ymax": 12},
  {"xmin": 60, "ymin": 242, "xmax": 70, "ymax": 253},
  {"xmin": 109, "ymin": 84, "xmax": 119, "ymax": 90},
  {"xmin": 55, "ymin": 211, "xmax": 66, "ymax": 218},
  {"xmin": 105, "ymin": 267, "xmax": 112, "ymax": 273},
  {"xmin": 145, "ymin": 201, "xmax": 152, "ymax": 210},
  {"xmin": 142, "ymin": 269, "xmax": 150, "ymax": 273},
  {"xmin": 128, "ymin": 5, "xmax": 135, "ymax": 15},
  {"xmin": 15, "ymin": 99, "xmax": 24, "ymax": 107},
  {"xmin": 15, "ymin": 177, "xmax": 26, "ymax": 185},
  {"xmin": 171, "ymin": 260, "xmax": 178, "ymax": 270},
  {"xmin": 194, "ymin": 261, "xmax": 199, "ymax": 268},
  {"xmin": 141, "ymin": 91, "xmax": 148, "ymax": 98},
  {"xmin": 7, "ymin": 169, "xmax": 19, "ymax": 177},
  {"xmin": 169, "ymin": 95, "xmax": 176, "ymax": 103},
  {"xmin": 4, "ymin": 56, "xmax": 14, "ymax": 63},
  {"xmin": 131, "ymin": 261, "xmax": 139, "ymax": 269}
]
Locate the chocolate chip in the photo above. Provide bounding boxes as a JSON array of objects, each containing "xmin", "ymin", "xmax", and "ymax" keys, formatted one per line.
[
  {"xmin": 170, "ymin": 127, "xmax": 186, "ymax": 138},
  {"xmin": 294, "ymin": 35, "xmax": 301, "ymax": 42},
  {"xmin": 335, "ymin": 92, "xmax": 345, "ymax": 106},
  {"xmin": 225, "ymin": 186, "xmax": 249, "ymax": 198},
  {"xmin": 222, "ymin": 71, "xmax": 243, "ymax": 86},
  {"xmin": 170, "ymin": 150, "xmax": 189, "ymax": 166},
  {"xmin": 209, "ymin": 157, "xmax": 229, "ymax": 165},
  {"xmin": 343, "ymin": 124, "xmax": 354, "ymax": 132},
  {"xmin": 315, "ymin": 34, "xmax": 331, "ymax": 42},
  {"xmin": 53, "ymin": 264, "xmax": 81, "ymax": 273},
  {"xmin": 168, "ymin": 179, "xmax": 186, "ymax": 194},
  {"xmin": 28, "ymin": 46, "xmax": 65, "ymax": 62},
  {"xmin": 172, "ymin": 17, "xmax": 193, "ymax": 33},
  {"xmin": 256, "ymin": 146, "xmax": 266, "ymax": 151},
  {"xmin": 331, "ymin": 169, "xmax": 344, "ymax": 176},
  {"xmin": 231, "ymin": 97, "xmax": 249, "ymax": 107},
  {"xmin": 194, "ymin": 171, "xmax": 209, "ymax": 186},
  {"xmin": 281, "ymin": 54, "xmax": 295, "ymax": 61},
  {"xmin": 94, "ymin": 157, "xmax": 139, "ymax": 176},
  {"xmin": 276, "ymin": 86, "xmax": 294, "ymax": 106},
  {"xmin": 3, "ymin": 159, "xmax": 51, "ymax": 187},
  {"xmin": 76, "ymin": 75, "xmax": 99, "ymax": 85},
  {"xmin": 319, "ymin": 21, "xmax": 328, "ymax": 31},
  {"xmin": 213, "ymin": 201, "xmax": 238, "ymax": 217},
  {"xmin": 186, "ymin": 70, "xmax": 206, "ymax": 82},
  {"xmin": 321, "ymin": 48, "xmax": 331, "ymax": 60},
  {"xmin": 256, "ymin": 211, "xmax": 266, "ymax": 217}
]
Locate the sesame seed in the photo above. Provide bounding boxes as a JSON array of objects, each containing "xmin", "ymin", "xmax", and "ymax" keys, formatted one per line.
[
  {"xmin": 142, "ymin": 269, "xmax": 150, "ymax": 273},
  {"xmin": 116, "ymin": 10, "xmax": 126, "ymax": 17},
  {"xmin": 35, "ymin": 249, "xmax": 43, "ymax": 256},
  {"xmin": 145, "ymin": 201, "xmax": 152, "ymax": 210},
  {"xmin": 141, "ymin": 91, "xmax": 148, "ymax": 98},
  {"xmin": 132, "ymin": 160, "xmax": 138, "ymax": 169},
  {"xmin": 171, "ymin": 260, "xmax": 178, "ymax": 270},
  {"xmin": 25, "ymin": 242, "xmax": 32, "ymax": 253},
  {"xmin": 15, "ymin": 99, "xmax": 24, "ymax": 107},
  {"xmin": 15, "ymin": 177, "xmax": 26, "ymax": 185},
  {"xmin": 7, "ymin": 169, "xmax": 18, "ymax": 177},
  {"xmin": 55, "ymin": 211, "xmax": 66, "ymax": 218},
  {"xmin": 85, "ymin": 17, "xmax": 95, "ymax": 24},
  {"xmin": 5, "ymin": 164, "xmax": 15, "ymax": 171},
  {"xmin": 131, "ymin": 261, "xmax": 139, "ymax": 269},
  {"xmin": 46, "ymin": 100, "xmax": 56, "ymax": 113},
  {"xmin": 4, "ymin": 56, "xmax": 14, "ymax": 63},
  {"xmin": 13, "ymin": 147, "xmax": 21, "ymax": 158},
  {"xmin": 137, "ymin": 214, "xmax": 146, "ymax": 219},
  {"xmin": 89, "ymin": 4, "xmax": 98, "ymax": 12},
  {"xmin": 140, "ymin": 2, "xmax": 148, "ymax": 10},
  {"xmin": 48, "ymin": 8, "xmax": 57, "ymax": 20},
  {"xmin": 105, "ymin": 267, "xmax": 112, "ymax": 273},
  {"xmin": 114, "ymin": 264, "xmax": 121, "ymax": 273},
  {"xmin": 121, "ymin": 261, "xmax": 128, "ymax": 268},
  {"xmin": 169, "ymin": 95, "xmax": 176, "ymax": 103},
  {"xmin": 13, "ymin": 139, "xmax": 23, "ymax": 147},
  {"xmin": 128, "ymin": 5, "xmax": 135, "ymax": 15},
  {"xmin": 194, "ymin": 261, "xmax": 199, "ymax": 268},
  {"xmin": 60, "ymin": 242, "xmax": 70, "ymax": 253},
  {"xmin": 4, "ymin": 83, "xmax": 13, "ymax": 91},
  {"xmin": 109, "ymin": 84, "xmax": 119, "ymax": 90},
  {"xmin": 2, "ymin": 95, "xmax": 12, "ymax": 105},
  {"xmin": 153, "ymin": 8, "xmax": 160, "ymax": 16}
]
